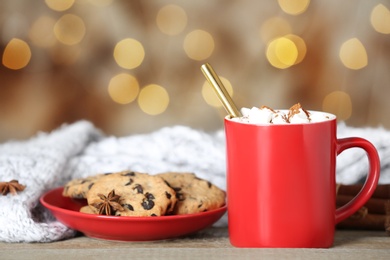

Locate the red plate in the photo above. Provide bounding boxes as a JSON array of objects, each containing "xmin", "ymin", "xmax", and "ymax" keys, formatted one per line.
[{"xmin": 40, "ymin": 187, "xmax": 227, "ymax": 241}]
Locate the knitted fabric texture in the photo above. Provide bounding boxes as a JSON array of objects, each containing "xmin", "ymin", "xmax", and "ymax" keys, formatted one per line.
[{"xmin": 0, "ymin": 121, "xmax": 389, "ymax": 242}]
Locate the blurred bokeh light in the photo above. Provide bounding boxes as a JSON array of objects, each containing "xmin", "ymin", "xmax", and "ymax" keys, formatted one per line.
[
  {"xmin": 114, "ymin": 38, "xmax": 145, "ymax": 69},
  {"xmin": 45, "ymin": 0, "xmax": 74, "ymax": 11},
  {"xmin": 54, "ymin": 14, "xmax": 86, "ymax": 45},
  {"xmin": 29, "ymin": 16, "xmax": 57, "ymax": 48},
  {"xmin": 138, "ymin": 84, "xmax": 169, "ymax": 115},
  {"xmin": 266, "ymin": 37, "xmax": 298, "ymax": 69},
  {"xmin": 370, "ymin": 4, "xmax": 390, "ymax": 34},
  {"xmin": 156, "ymin": 4, "xmax": 187, "ymax": 36},
  {"xmin": 278, "ymin": 0, "xmax": 311, "ymax": 15},
  {"xmin": 322, "ymin": 91, "xmax": 353, "ymax": 121},
  {"xmin": 2, "ymin": 38, "xmax": 31, "ymax": 70},
  {"xmin": 339, "ymin": 38, "xmax": 368, "ymax": 70},
  {"xmin": 108, "ymin": 73, "xmax": 140, "ymax": 105},
  {"xmin": 183, "ymin": 30, "xmax": 215, "ymax": 61}
]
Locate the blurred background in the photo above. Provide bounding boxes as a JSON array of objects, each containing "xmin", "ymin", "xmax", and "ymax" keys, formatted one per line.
[{"xmin": 0, "ymin": 0, "xmax": 389, "ymax": 141}]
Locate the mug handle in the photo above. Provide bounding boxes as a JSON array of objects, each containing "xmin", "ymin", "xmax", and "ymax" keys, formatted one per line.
[{"xmin": 335, "ymin": 137, "xmax": 380, "ymax": 224}]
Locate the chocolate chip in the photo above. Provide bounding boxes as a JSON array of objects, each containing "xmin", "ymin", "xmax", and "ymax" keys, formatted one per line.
[
  {"xmin": 207, "ymin": 181, "xmax": 212, "ymax": 188},
  {"xmin": 74, "ymin": 194, "xmax": 84, "ymax": 199},
  {"xmin": 165, "ymin": 191, "xmax": 172, "ymax": 199},
  {"xmin": 176, "ymin": 192, "xmax": 185, "ymax": 201},
  {"xmin": 163, "ymin": 180, "xmax": 173, "ymax": 188},
  {"xmin": 122, "ymin": 172, "xmax": 135, "ymax": 176},
  {"xmin": 198, "ymin": 201, "xmax": 203, "ymax": 208},
  {"xmin": 123, "ymin": 204, "xmax": 134, "ymax": 211},
  {"xmin": 104, "ymin": 172, "xmax": 113, "ymax": 175},
  {"xmin": 151, "ymin": 214, "xmax": 157, "ymax": 217},
  {"xmin": 88, "ymin": 183, "xmax": 94, "ymax": 189},
  {"xmin": 145, "ymin": 193, "xmax": 155, "ymax": 200},
  {"xmin": 141, "ymin": 199, "xmax": 155, "ymax": 210},
  {"xmin": 134, "ymin": 184, "xmax": 143, "ymax": 194},
  {"xmin": 81, "ymin": 180, "xmax": 87, "ymax": 184},
  {"xmin": 125, "ymin": 179, "xmax": 133, "ymax": 186}
]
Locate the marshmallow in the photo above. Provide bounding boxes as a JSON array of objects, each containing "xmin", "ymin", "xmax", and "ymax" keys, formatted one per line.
[{"xmin": 232, "ymin": 103, "xmax": 332, "ymax": 124}]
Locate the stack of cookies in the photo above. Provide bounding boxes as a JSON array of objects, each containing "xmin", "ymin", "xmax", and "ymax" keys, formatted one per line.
[{"xmin": 62, "ymin": 171, "xmax": 226, "ymax": 216}]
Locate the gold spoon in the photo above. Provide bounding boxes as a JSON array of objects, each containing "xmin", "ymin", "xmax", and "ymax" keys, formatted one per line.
[{"xmin": 200, "ymin": 63, "xmax": 242, "ymax": 118}]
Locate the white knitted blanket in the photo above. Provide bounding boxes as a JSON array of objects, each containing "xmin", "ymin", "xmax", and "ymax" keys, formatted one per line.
[{"xmin": 0, "ymin": 121, "xmax": 389, "ymax": 242}]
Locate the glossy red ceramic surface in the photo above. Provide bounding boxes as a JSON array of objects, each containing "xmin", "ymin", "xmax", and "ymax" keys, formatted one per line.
[
  {"xmin": 40, "ymin": 187, "xmax": 227, "ymax": 241},
  {"xmin": 224, "ymin": 116, "xmax": 380, "ymax": 248}
]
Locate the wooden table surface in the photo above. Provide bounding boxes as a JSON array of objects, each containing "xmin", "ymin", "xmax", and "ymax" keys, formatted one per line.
[{"xmin": 1, "ymin": 227, "xmax": 389, "ymax": 259}]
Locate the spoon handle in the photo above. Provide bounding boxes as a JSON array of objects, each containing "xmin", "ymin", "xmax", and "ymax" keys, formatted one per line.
[{"xmin": 201, "ymin": 63, "xmax": 242, "ymax": 118}]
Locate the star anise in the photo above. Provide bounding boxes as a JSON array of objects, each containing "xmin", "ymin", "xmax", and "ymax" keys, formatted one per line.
[
  {"xmin": 91, "ymin": 189, "xmax": 124, "ymax": 215},
  {"xmin": 0, "ymin": 180, "xmax": 26, "ymax": 196}
]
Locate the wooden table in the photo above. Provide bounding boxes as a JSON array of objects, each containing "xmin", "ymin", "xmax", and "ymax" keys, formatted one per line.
[{"xmin": 1, "ymin": 227, "xmax": 389, "ymax": 259}]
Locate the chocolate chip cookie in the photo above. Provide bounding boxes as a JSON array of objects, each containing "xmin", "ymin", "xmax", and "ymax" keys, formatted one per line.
[
  {"xmin": 86, "ymin": 171, "xmax": 177, "ymax": 217},
  {"xmin": 157, "ymin": 172, "xmax": 226, "ymax": 215},
  {"xmin": 62, "ymin": 173, "xmax": 111, "ymax": 199}
]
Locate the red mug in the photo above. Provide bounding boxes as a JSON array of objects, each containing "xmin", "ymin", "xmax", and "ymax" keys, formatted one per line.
[{"xmin": 224, "ymin": 111, "xmax": 380, "ymax": 248}]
